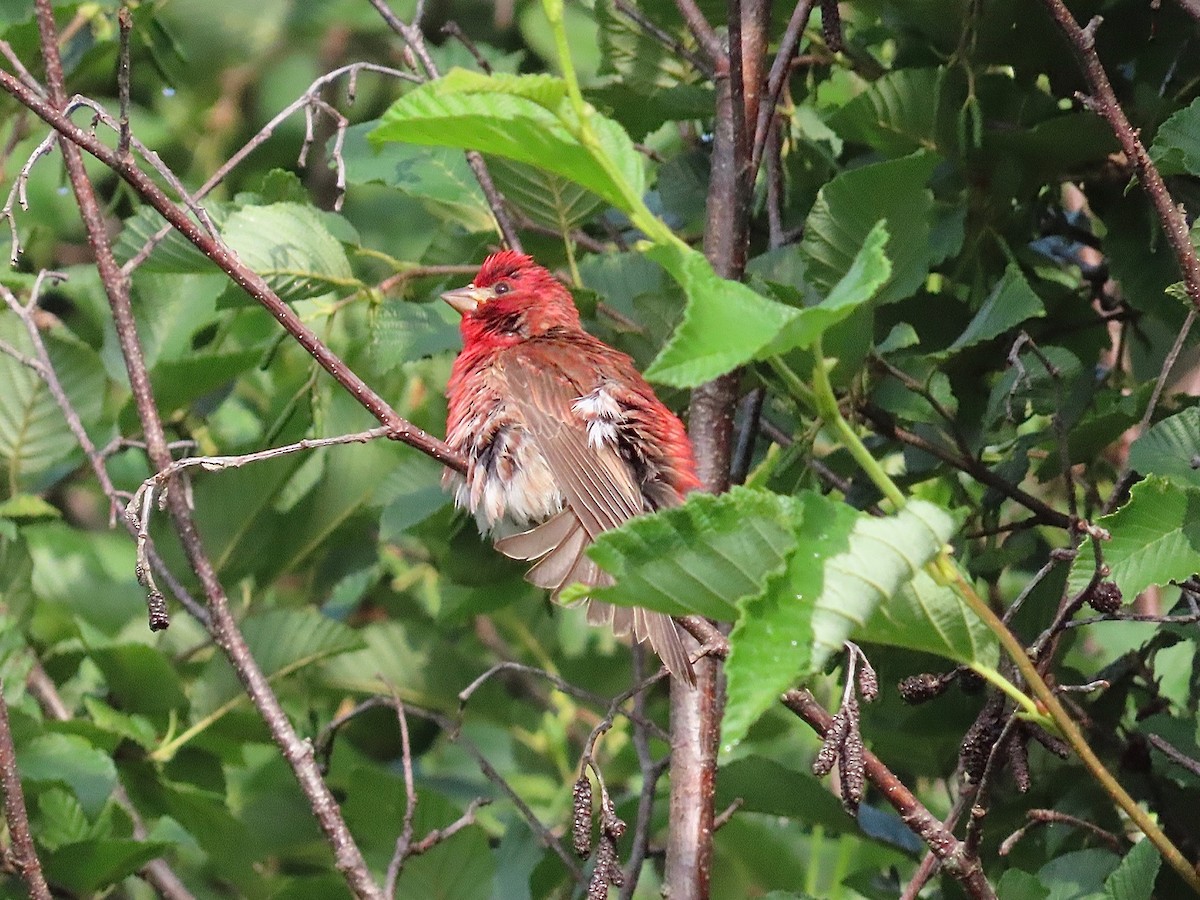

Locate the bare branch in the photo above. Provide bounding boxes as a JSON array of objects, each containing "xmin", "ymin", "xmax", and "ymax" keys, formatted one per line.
[
  {"xmin": 28, "ymin": 3, "xmax": 384, "ymax": 894},
  {"xmin": 782, "ymin": 688, "xmax": 997, "ymax": 899},
  {"xmin": 0, "ymin": 684, "xmax": 52, "ymax": 900}
]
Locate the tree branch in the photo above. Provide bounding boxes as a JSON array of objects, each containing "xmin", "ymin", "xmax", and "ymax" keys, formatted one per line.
[
  {"xmin": 28, "ymin": 3, "xmax": 384, "ymax": 895},
  {"xmin": 0, "ymin": 685, "xmax": 52, "ymax": 900}
]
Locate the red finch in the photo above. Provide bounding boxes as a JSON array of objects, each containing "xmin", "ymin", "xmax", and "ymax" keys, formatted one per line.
[{"xmin": 442, "ymin": 251, "xmax": 700, "ymax": 683}]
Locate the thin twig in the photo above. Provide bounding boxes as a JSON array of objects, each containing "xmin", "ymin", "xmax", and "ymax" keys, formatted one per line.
[
  {"xmin": 1149, "ymin": 733, "xmax": 1200, "ymax": 779},
  {"xmin": 28, "ymin": 4, "xmax": 384, "ymax": 895},
  {"xmin": 116, "ymin": 5, "xmax": 132, "ymax": 159},
  {"xmin": 782, "ymin": 688, "xmax": 996, "ymax": 899},
  {"xmin": 999, "ymin": 808, "xmax": 1125, "ymax": 856},
  {"xmin": 750, "ymin": 0, "xmax": 817, "ymax": 175},
  {"xmin": 0, "ymin": 65, "xmax": 465, "ymax": 477},
  {"xmin": 0, "ymin": 684, "xmax": 52, "ymax": 900},
  {"xmin": 611, "ymin": 0, "xmax": 714, "ymax": 79},
  {"xmin": 366, "ymin": 0, "xmax": 523, "ymax": 252}
]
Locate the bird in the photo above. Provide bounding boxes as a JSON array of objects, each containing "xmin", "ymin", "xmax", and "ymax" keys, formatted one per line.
[{"xmin": 441, "ymin": 250, "xmax": 700, "ymax": 684}]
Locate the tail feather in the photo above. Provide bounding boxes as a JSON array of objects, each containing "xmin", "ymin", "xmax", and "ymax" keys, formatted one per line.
[{"xmin": 493, "ymin": 509, "xmax": 696, "ymax": 685}]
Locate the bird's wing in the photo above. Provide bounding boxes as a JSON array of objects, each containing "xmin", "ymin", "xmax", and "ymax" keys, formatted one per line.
[
  {"xmin": 493, "ymin": 354, "xmax": 695, "ymax": 683},
  {"xmin": 498, "ymin": 355, "xmax": 644, "ymax": 540}
]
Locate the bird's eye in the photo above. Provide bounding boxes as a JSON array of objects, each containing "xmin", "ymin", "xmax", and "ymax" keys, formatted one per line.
[{"xmin": 493, "ymin": 281, "xmax": 511, "ymax": 295}]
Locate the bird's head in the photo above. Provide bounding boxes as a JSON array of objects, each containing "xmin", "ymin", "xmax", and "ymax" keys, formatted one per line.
[{"xmin": 442, "ymin": 251, "xmax": 581, "ymax": 347}]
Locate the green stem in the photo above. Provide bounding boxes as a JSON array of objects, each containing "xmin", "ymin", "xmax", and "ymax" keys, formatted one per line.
[
  {"xmin": 810, "ymin": 338, "xmax": 907, "ymax": 509},
  {"xmin": 935, "ymin": 554, "xmax": 1200, "ymax": 895}
]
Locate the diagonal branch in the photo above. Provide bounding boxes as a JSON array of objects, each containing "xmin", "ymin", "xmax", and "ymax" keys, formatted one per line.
[
  {"xmin": 0, "ymin": 64, "xmax": 465, "ymax": 477},
  {"xmin": 0, "ymin": 685, "xmax": 52, "ymax": 900},
  {"xmin": 28, "ymin": 3, "xmax": 385, "ymax": 896}
]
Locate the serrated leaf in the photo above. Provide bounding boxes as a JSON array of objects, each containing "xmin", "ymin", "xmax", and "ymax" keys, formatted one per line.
[
  {"xmin": 1150, "ymin": 96, "xmax": 1200, "ymax": 177},
  {"xmin": 801, "ymin": 152, "xmax": 943, "ymax": 304},
  {"xmin": 0, "ymin": 321, "xmax": 105, "ymax": 491},
  {"xmin": 43, "ymin": 839, "xmax": 174, "ymax": 894},
  {"xmin": 811, "ymin": 499, "xmax": 958, "ymax": 663},
  {"xmin": 18, "ymin": 734, "xmax": 117, "ymax": 818},
  {"xmin": 723, "ymin": 491, "xmax": 856, "ymax": 748},
  {"xmin": 581, "ymin": 487, "xmax": 798, "ymax": 620},
  {"xmin": 190, "ymin": 608, "xmax": 365, "ymax": 718},
  {"xmin": 342, "ymin": 124, "xmax": 494, "ymax": 232},
  {"xmin": 1067, "ymin": 476, "xmax": 1200, "ymax": 601},
  {"xmin": 1128, "ymin": 406, "xmax": 1200, "ymax": 489},
  {"xmin": 371, "ymin": 300, "xmax": 461, "ymax": 373},
  {"xmin": 371, "ymin": 69, "xmax": 645, "ymax": 210},
  {"xmin": 945, "ymin": 263, "xmax": 1045, "ymax": 353},
  {"xmin": 1102, "ymin": 840, "xmax": 1161, "ymax": 900},
  {"xmin": 859, "ymin": 569, "xmax": 999, "ymax": 668},
  {"xmin": 758, "ymin": 221, "xmax": 892, "ymax": 356},
  {"xmin": 219, "ymin": 203, "xmax": 356, "ymax": 303},
  {"xmin": 642, "ymin": 242, "xmax": 798, "ymax": 387},
  {"xmin": 596, "ymin": 0, "xmax": 697, "ymax": 90},
  {"xmin": 485, "ymin": 155, "xmax": 604, "ymax": 232},
  {"xmin": 376, "ymin": 453, "xmax": 449, "ymax": 540},
  {"xmin": 37, "ymin": 788, "xmax": 94, "ymax": 851},
  {"xmin": 88, "ymin": 644, "xmax": 189, "ymax": 714},
  {"xmin": 828, "ymin": 67, "xmax": 946, "ymax": 156},
  {"xmin": 114, "ymin": 205, "xmax": 226, "ymax": 273}
]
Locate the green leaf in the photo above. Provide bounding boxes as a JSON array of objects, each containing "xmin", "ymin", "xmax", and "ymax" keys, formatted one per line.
[
  {"xmin": 18, "ymin": 734, "xmax": 117, "ymax": 818},
  {"xmin": 37, "ymin": 788, "xmax": 94, "ymax": 851},
  {"xmin": 579, "ymin": 487, "xmax": 798, "ymax": 620},
  {"xmin": 758, "ymin": 221, "xmax": 892, "ymax": 356},
  {"xmin": 219, "ymin": 202, "xmax": 356, "ymax": 303},
  {"xmin": 1102, "ymin": 840, "xmax": 1161, "ymax": 900},
  {"xmin": 1150, "ymin": 96, "xmax": 1200, "ymax": 177},
  {"xmin": 801, "ymin": 152, "xmax": 943, "ymax": 304},
  {"xmin": 114, "ymin": 205, "xmax": 224, "ymax": 273},
  {"xmin": 43, "ymin": 839, "xmax": 174, "ymax": 894},
  {"xmin": 88, "ymin": 644, "xmax": 189, "ymax": 714},
  {"xmin": 1128, "ymin": 406, "xmax": 1200, "ymax": 489},
  {"xmin": 641, "ymin": 242, "xmax": 798, "ymax": 387},
  {"xmin": 945, "ymin": 263, "xmax": 1045, "ymax": 353},
  {"xmin": 485, "ymin": 155, "xmax": 604, "ymax": 233},
  {"xmin": 828, "ymin": 67, "xmax": 946, "ymax": 156},
  {"xmin": 808, "ymin": 499, "xmax": 959, "ymax": 664},
  {"xmin": 859, "ymin": 570, "xmax": 999, "ymax": 668},
  {"xmin": 376, "ymin": 453, "xmax": 449, "ymax": 540},
  {"xmin": 190, "ymin": 608, "xmax": 364, "ymax": 718},
  {"xmin": 723, "ymin": 492, "xmax": 856, "ymax": 748},
  {"xmin": 371, "ymin": 69, "xmax": 645, "ymax": 210},
  {"xmin": 0, "ymin": 322, "xmax": 105, "ymax": 491},
  {"xmin": 342, "ymin": 124, "xmax": 495, "ymax": 232},
  {"xmin": 1068, "ymin": 476, "xmax": 1200, "ymax": 602},
  {"xmin": 371, "ymin": 299, "xmax": 461, "ymax": 373},
  {"xmin": 0, "ymin": 494, "xmax": 60, "ymax": 520}
]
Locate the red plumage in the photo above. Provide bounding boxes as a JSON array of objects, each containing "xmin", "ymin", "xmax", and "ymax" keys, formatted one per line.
[{"xmin": 442, "ymin": 252, "xmax": 700, "ymax": 683}]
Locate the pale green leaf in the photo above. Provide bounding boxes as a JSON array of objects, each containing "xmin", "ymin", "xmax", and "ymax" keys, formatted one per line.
[
  {"xmin": 859, "ymin": 570, "xmax": 999, "ymax": 668},
  {"xmin": 220, "ymin": 202, "xmax": 356, "ymax": 303},
  {"xmin": 811, "ymin": 499, "xmax": 958, "ymax": 664},
  {"xmin": 1128, "ymin": 406, "xmax": 1200, "ymax": 489},
  {"xmin": 485, "ymin": 155, "xmax": 604, "ymax": 233},
  {"xmin": 801, "ymin": 152, "xmax": 944, "ymax": 304},
  {"xmin": 642, "ymin": 242, "xmax": 798, "ymax": 387},
  {"xmin": 946, "ymin": 263, "xmax": 1045, "ymax": 353},
  {"xmin": 1102, "ymin": 840, "xmax": 1161, "ymax": 900},
  {"xmin": 581, "ymin": 487, "xmax": 798, "ymax": 620},
  {"xmin": 18, "ymin": 734, "xmax": 117, "ymax": 818},
  {"xmin": 0, "ymin": 321, "xmax": 105, "ymax": 491},
  {"xmin": 758, "ymin": 221, "xmax": 892, "ymax": 356},
  {"xmin": 828, "ymin": 67, "xmax": 945, "ymax": 156},
  {"xmin": 190, "ymin": 608, "xmax": 364, "ymax": 718},
  {"xmin": 1067, "ymin": 476, "xmax": 1200, "ymax": 602},
  {"xmin": 1150, "ymin": 96, "xmax": 1200, "ymax": 177},
  {"xmin": 723, "ymin": 492, "xmax": 856, "ymax": 749},
  {"xmin": 371, "ymin": 69, "xmax": 645, "ymax": 210}
]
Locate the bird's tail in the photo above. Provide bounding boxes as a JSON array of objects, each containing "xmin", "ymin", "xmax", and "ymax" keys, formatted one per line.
[{"xmin": 495, "ymin": 511, "xmax": 696, "ymax": 685}]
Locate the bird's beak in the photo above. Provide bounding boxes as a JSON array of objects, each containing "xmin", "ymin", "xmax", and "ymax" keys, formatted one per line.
[{"xmin": 441, "ymin": 284, "xmax": 490, "ymax": 315}]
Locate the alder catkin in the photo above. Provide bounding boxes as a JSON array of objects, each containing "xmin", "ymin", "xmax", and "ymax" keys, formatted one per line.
[{"xmin": 572, "ymin": 773, "xmax": 593, "ymax": 858}]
